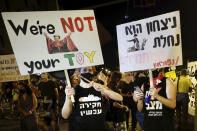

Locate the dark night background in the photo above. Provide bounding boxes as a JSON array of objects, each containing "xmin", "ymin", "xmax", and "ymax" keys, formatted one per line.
[
  {"xmin": 0, "ymin": 1, "xmax": 196, "ymax": 131},
  {"xmin": 0, "ymin": 0, "xmax": 197, "ymax": 71}
]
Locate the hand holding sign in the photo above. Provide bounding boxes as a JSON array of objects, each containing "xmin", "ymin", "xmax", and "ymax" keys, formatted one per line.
[
  {"xmin": 149, "ymin": 87, "xmax": 158, "ymax": 98},
  {"xmin": 65, "ymin": 86, "xmax": 75, "ymax": 100}
]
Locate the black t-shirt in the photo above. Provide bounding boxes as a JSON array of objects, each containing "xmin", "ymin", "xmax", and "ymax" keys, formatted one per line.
[
  {"xmin": 143, "ymin": 77, "xmax": 175, "ymax": 131},
  {"xmin": 69, "ymin": 85, "xmax": 105, "ymax": 131},
  {"xmin": 109, "ymin": 86, "xmax": 125, "ymax": 123},
  {"xmin": 38, "ymin": 80, "xmax": 57, "ymax": 100},
  {"xmin": 118, "ymin": 81, "xmax": 134, "ymax": 108}
]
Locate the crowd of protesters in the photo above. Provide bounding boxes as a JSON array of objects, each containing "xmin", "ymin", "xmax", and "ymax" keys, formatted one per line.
[{"xmin": 0, "ymin": 66, "xmax": 196, "ymax": 131}]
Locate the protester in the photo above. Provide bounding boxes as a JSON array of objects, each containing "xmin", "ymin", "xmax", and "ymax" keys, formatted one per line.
[
  {"xmin": 61, "ymin": 66, "xmax": 123, "ymax": 131},
  {"xmin": 5, "ymin": 82, "xmax": 13, "ymax": 113},
  {"xmin": 133, "ymin": 71, "xmax": 148, "ymax": 131},
  {"xmin": 17, "ymin": 82, "xmax": 38, "ymax": 131},
  {"xmin": 30, "ymin": 81, "xmax": 39, "ymax": 97},
  {"xmin": 108, "ymin": 71, "xmax": 128, "ymax": 131},
  {"xmin": 175, "ymin": 69, "xmax": 193, "ymax": 129},
  {"xmin": 133, "ymin": 68, "xmax": 176, "ymax": 131},
  {"xmin": 11, "ymin": 82, "xmax": 20, "ymax": 117},
  {"xmin": 118, "ymin": 72, "xmax": 134, "ymax": 130},
  {"xmin": 70, "ymin": 74, "xmax": 80, "ymax": 87},
  {"xmin": 38, "ymin": 73, "xmax": 60, "ymax": 131}
]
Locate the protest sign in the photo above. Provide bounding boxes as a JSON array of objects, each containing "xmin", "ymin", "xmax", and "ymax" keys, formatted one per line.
[
  {"xmin": 187, "ymin": 61, "xmax": 197, "ymax": 116},
  {"xmin": 2, "ymin": 10, "xmax": 104, "ymax": 75},
  {"xmin": 0, "ymin": 54, "xmax": 30, "ymax": 82},
  {"xmin": 116, "ymin": 11, "xmax": 182, "ymax": 72}
]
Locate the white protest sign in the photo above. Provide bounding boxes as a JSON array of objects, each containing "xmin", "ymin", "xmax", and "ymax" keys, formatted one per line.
[
  {"xmin": 187, "ymin": 61, "xmax": 197, "ymax": 116},
  {"xmin": 2, "ymin": 10, "xmax": 104, "ymax": 75},
  {"xmin": 188, "ymin": 61, "xmax": 197, "ymax": 77},
  {"xmin": 116, "ymin": 11, "xmax": 182, "ymax": 72},
  {"xmin": 0, "ymin": 54, "xmax": 30, "ymax": 82}
]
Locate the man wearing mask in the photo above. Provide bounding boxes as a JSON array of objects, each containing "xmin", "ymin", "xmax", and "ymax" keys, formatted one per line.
[{"xmin": 62, "ymin": 66, "xmax": 123, "ymax": 131}]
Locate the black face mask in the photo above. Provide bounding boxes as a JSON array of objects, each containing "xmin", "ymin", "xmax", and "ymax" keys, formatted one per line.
[
  {"xmin": 81, "ymin": 73, "xmax": 93, "ymax": 83},
  {"xmin": 152, "ymin": 70, "xmax": 160, "ymax": 78}
]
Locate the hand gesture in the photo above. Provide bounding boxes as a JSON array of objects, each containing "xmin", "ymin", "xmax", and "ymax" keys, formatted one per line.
[
  {"xmin": 91, "ymin": 82, "xmax": 105, "ymax": 93},
  {"xmin": 124, "ymin": 106, "xmax": 129, "ymax": 112},
  {"xmin": 65, "ymin": 86, "xmax": 75, "ymax": 99},
  {"xmin": 23, "ymin": 110, "xmax": 32, "ymax": 116}
]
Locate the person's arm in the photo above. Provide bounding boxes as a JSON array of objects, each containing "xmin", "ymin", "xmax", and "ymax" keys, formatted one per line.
[
  {"xmin": 32, "ymin": 93, "xmax": 37, "ymax": 112},
  {"xmin": 54, "ymin": 87, "xmax": 59, "ymax": 104},
  {"xmin": 91, "ymin": 82, "xmax": 123, "ymax": 101},
  {"xmin": 150, "ymin": 78, "xmax": 176, "ymax": 109},
  {"xmin": 61, "ymin": 86, "xmax": 75, "ymax": 119},
  {"xmin": 103, "ymin": 88, "xmax": 123, "ymax": 101},
  {"xmin": 43, "ymin": 32, "xmax": 54, "ymax": 53},
  {"xmin": 64, "ymin": 32, "xmax": 78, "ymax": 51},
  {"xmin": 113, "ymin": 102, "xmax": 129, "ymax": 111}
]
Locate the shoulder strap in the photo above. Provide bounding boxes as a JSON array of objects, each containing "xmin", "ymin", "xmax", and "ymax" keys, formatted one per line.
[{"xmin": 177, "ymin": 76, "xmax": 180, "ymax": 92}]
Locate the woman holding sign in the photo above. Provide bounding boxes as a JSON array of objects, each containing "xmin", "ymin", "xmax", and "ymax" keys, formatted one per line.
[
  {"xmin": 61, "ymin": 66, "xmax": 123, "ymax": 131},
  {"xmin": 133, "ymin": 68, "xmax": 176, "ymax": 131}
]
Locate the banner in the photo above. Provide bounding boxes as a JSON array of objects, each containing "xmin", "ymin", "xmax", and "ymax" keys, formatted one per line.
[
  {"xmin": 0, "ymin": 54, "xmax": 30, "ymax": 82},
  {"xmin": 116, "ymin": 11, "xmax": 182, "ymax": 72},
  {"xmin": 2, "ymin": 10, "xmax": 104, "ymax": 75}
]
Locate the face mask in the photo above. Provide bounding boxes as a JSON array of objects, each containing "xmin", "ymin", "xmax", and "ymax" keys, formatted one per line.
[
  {"xmin": 152, "ymin": 70, "xmax": 160, "ymax": 78},
  {"xmin": 81, "ymin": 73, "xmax": 93, "ymax": 83}
]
